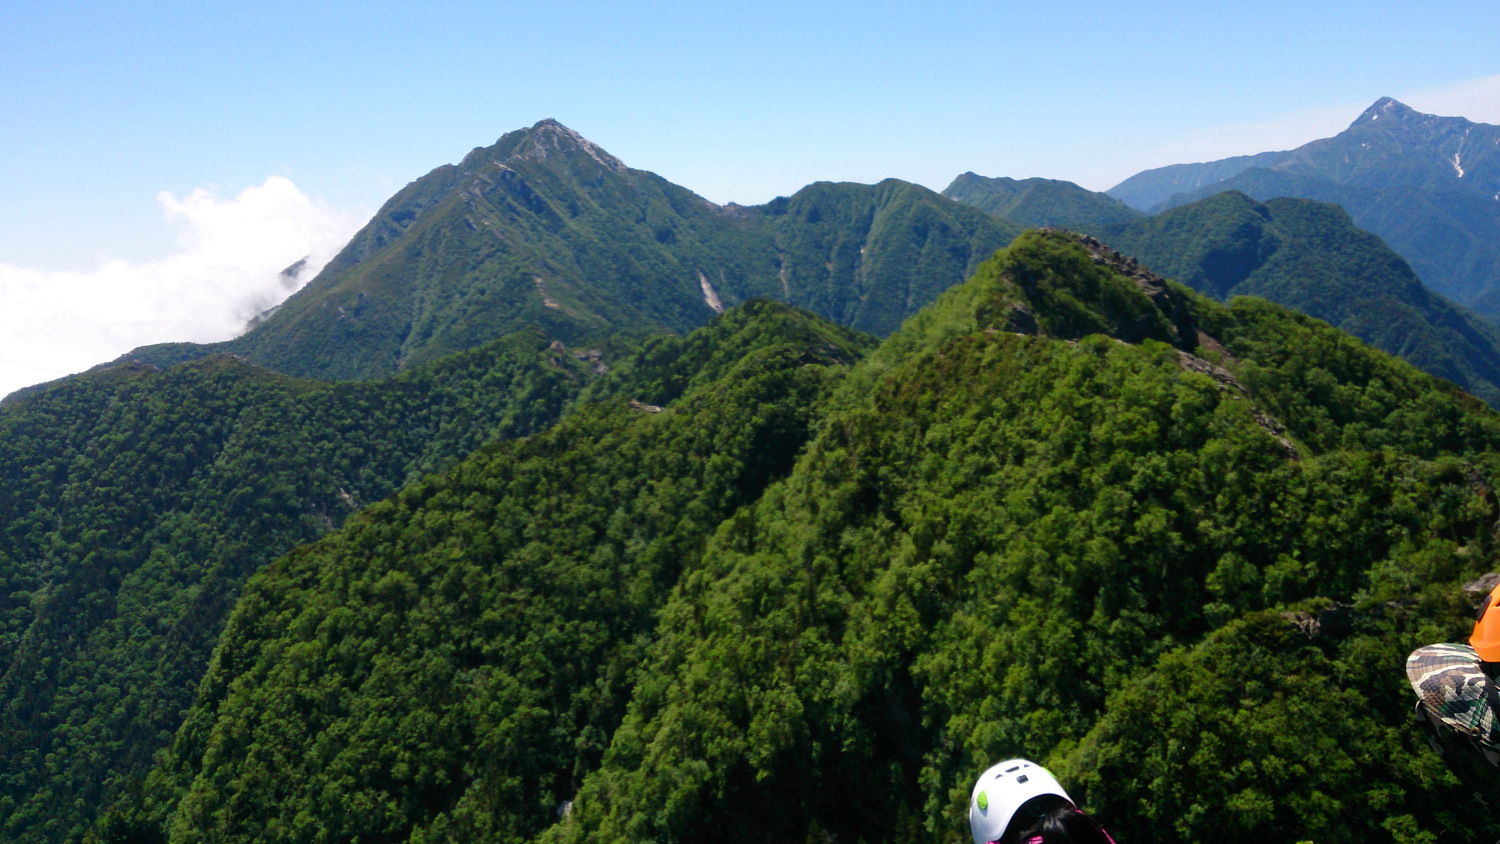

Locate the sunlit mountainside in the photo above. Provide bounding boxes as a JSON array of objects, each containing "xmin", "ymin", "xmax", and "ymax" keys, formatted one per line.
[
  {"xmin": 3, "ymin": 115, "xmax": 1500, "ymax": 844},
  {"xmin": 115, "ymin": 120, "xmax": 1019, "ymax": 381},
  {"xmin": 112, "ymin": 232, "xmax": 1500, "ymax": 844}
]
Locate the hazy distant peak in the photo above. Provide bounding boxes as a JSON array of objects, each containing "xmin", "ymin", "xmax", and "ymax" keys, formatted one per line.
[
  {"xmin": 1354, "ymin": 96, "xmax": 1417, "ymax": 126},
  {"xmin": 953, "ymin": 171, "xmax": 1014, "ymax": 185},
  {"xmin": 1351, "ymin": 96, "xmax": 1477, "ymax": 131}
]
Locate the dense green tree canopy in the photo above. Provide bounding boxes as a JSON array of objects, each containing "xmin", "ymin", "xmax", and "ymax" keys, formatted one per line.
[
  {"xmin": 108, "ymin": 232, "xmax": 1500, "ymax": 844},
  {"xmin": 546, "ymin": 233, "xmax": 1500, "ymax": 844},
  {"xmin": 105, "ymin": 302, "xmax": 871, "ymax": 843},
  {"xmin": 0, "ymin": 332, "xmax": 594, "ymax": 843}
]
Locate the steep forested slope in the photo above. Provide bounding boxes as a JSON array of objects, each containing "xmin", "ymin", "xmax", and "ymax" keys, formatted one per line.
[
  {"xmin": 118, "ymin": 121, "xmax": 1016, "ymax": 381},
  {"xmin": 0, "ymin": 333, "xmax": 593, "ymax": 843},
  {"xmin": 1157, "ymin": 167, "xmax": 1500, "ymax": 321},
  {"xmin": 121, "ymin": 233, "xmax": 1500, "ymax": 843},
  {"xmin": 1098, "ymin": 191, "xmax": 1500, "ymax": 406},
  {"xmin": 106, "ymin": 302, "xmax": 872, "ymax": 842}
]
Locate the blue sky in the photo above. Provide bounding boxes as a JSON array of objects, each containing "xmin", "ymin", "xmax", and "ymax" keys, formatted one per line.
[{"xmin": 1, "ymin": 0, "xmax": 1498, "ymax": 395}]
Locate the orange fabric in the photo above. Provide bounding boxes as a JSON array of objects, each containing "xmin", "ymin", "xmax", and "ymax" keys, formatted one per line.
[{"xmin": 1471, "ymin": 582, "xmax": 1500, "ymax": 662}]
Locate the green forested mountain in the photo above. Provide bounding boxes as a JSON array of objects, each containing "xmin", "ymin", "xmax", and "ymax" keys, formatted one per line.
[
  {"xmin": 1108, "ymin": 98, "xmax": 1500, "ymax": 318},
  {"xmin": 115, "ymin": 232, "xmax": 1500, "ymax": 843},
  {"xmin": 941, "ymin": 173, "xmax": 1142, "ymax": 228},
  {"xmin": 1155, "ymin": 167, "xmax": 1500, "ymax": 320},
  {"xmin": 104, "ymin": 302, "xmax": 872, "ymax": 843},
  {"xmin": 1096, "ymin": 190, "xmax": 1500, "ymax": 406},
  {"xmin": 117, "ymin": 120, "xmax": 1017, "ymax": 381},
  {"xmin": 0, "ymin": 333, "xmax": 596, "ymax": 843}
]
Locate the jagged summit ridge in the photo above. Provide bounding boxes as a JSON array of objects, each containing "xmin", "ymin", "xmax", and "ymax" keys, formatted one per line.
[
  {"xmin": 1041, "ymin": 228, "xmax": 1172, "ymax": 294},
  {"xmin": 459, "ymin": 118, "xmax": 627, "ymax": 173},
  {"xmin": 511, "ymin": 118, "xmax": 626, "ymax": 171},
  {"xmin": 1354, "ymin": 96, "xmax": 1421, "ymax": 126},
  {"xmin": 1352, "ymin": 96, "xmax": 1476, "ymax": 130},
  {"xmin": 1035, "ymin": 227, "xmax": 1199, "ymax": 348}
]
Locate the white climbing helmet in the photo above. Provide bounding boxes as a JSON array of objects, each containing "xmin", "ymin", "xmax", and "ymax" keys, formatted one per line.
[{"xmin": 968, "ymin": 759, "xmax": 1072, "ymax": 844}]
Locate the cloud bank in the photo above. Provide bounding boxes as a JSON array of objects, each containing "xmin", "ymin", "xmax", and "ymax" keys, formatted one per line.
[{"xmin": 0, "ymin": 177, "xmax": 367, "ymax": 400}]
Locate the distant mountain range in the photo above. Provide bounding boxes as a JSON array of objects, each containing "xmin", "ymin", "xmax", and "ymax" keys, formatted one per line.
[
  {"xmin": 98, "ymin": 113, "xmax": 1500, "ymax": 415},
  {"xmin": 116, "ymin": 120, "xmax": 1018, "ymax": 382},
  {"xmin": 1107, "ymin": 98, "xmax": 1500, "ymax": 320},
  {"xmin": 939, "ymin": 103, "xmax": 1500, "ymax": 407}
]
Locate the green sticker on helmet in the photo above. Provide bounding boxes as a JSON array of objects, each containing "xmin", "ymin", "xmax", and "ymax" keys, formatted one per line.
[{"xmin": 978, "ymin": 791, "xmax": 988, "ymax": 811}]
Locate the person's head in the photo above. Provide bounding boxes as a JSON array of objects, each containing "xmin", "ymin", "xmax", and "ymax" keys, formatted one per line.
[{"xmin": 968, "ymin": 760, "xmax": 1110, "ymax": 844}]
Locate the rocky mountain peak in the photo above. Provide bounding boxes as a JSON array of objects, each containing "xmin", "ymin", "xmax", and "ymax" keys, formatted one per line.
[
  {"xmin": 1353, "ymin": 96, "xmax": 1421, "ymax": 127},
  {"xmin": 1349, "ymin": 97, "xmax": 1479, "ymax": 135},
  {"xmin": 512, "ymin": 118, "xmax": 626, "ymax": 171}
]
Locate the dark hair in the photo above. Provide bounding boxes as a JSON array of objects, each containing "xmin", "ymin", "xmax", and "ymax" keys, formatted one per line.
[{"xmin": 1007, "ymin": 799, "xmax": 1112, "ymax": 844}]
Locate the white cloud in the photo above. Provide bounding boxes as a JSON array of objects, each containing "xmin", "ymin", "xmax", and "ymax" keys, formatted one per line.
[{"xmin": 0, "ymin": 176, "xmax": 367, "ymax": 400}]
